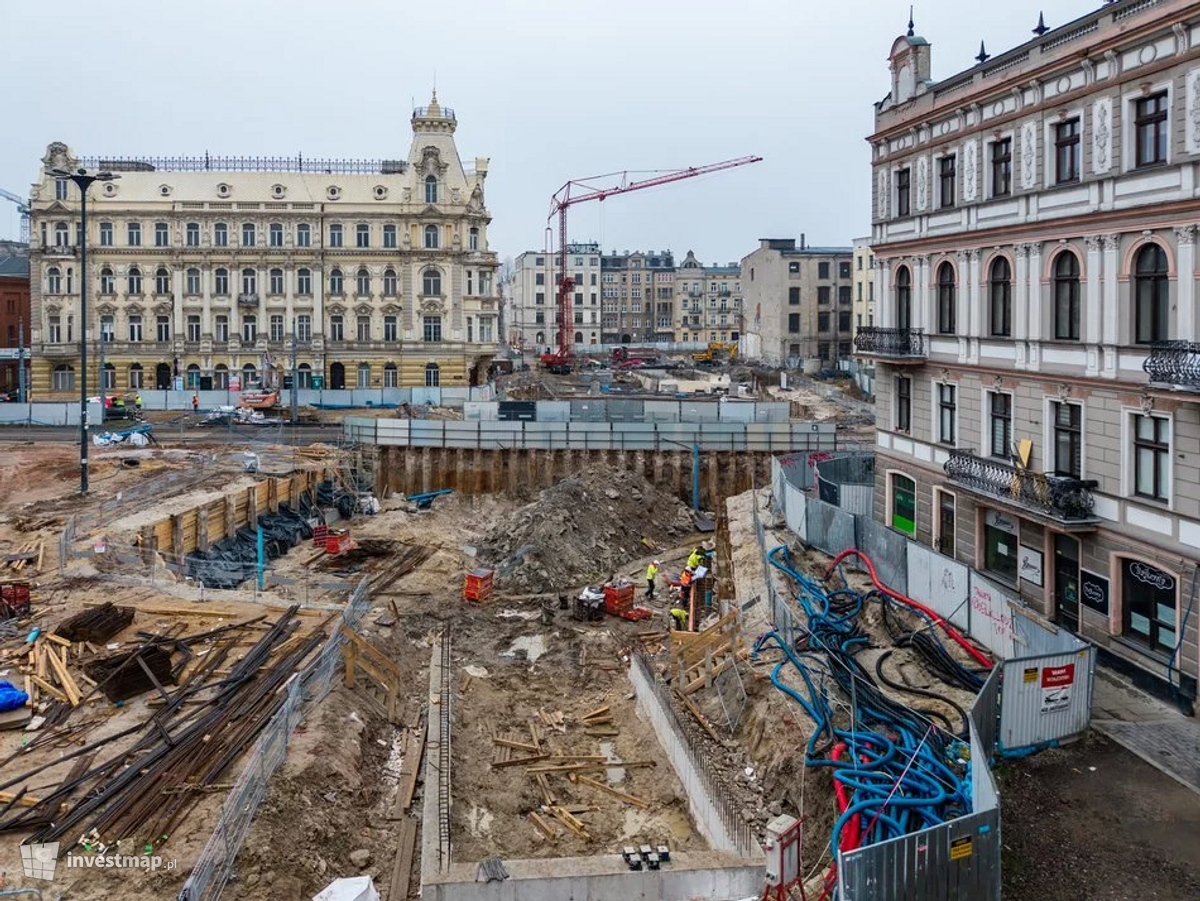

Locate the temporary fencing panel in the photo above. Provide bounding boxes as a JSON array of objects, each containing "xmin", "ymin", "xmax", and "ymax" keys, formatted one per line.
[
  {"xmin": 462, "ymin": 402, "xmax": 497, "ymax": 421},
  {"xmin": 856, "ymin": 517, "xmax": 908, "ymax": 597},
  {"xmin": 717, "ymin": 402, "xmax": 755, "ymax": 423},
  {"xmin": 967, "ymin": 572, "xmax": 1019, "ymax": 659},
  {"xmin": 999, "ymin": 646, "xmax": 1095, "ymax": 754},
  {"xmin": 534, "ymin": 401, "xmax": 571, "ymax": 422},
  {"xmin": 607, "ymin": 398, "xmax": 644, "ymax": 422},
  {"xmin": 906, "ymin": 543, "xmax": 971, "ymax": 631},
  {"xmin": 806, "ymin": 498, "xmax": 856, "ymax": 560}
]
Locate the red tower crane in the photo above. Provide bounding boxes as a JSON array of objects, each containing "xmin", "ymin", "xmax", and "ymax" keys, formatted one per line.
[{"xmin": 541, "ymin": 155, "xmax": 763, "ymax": 371}]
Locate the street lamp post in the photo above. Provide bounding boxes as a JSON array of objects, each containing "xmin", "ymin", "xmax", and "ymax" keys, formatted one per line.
[{"xmin": 49, "ymin": 167, "xmax": 118, "ymax": 494}]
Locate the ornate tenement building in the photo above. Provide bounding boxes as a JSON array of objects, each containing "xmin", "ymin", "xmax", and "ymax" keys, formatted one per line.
[
  {"xmin": 27, "ymin": 94, "xmax": 498, "ymax": 395},
  {"xmin": 600, "ymin": 250, "xmax": 675, "ymax": 343},
  {"xmin": 675, "ymin": 251, "xmax": 743, "ymax": 344},
  {"xmin": 861, "ymin": 0, "xmax": 1200, "ymax": 700}
]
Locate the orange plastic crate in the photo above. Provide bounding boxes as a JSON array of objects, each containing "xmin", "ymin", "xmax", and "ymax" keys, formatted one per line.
[
  {"xmin": 313, "ymin": 525, "xmax": 329, "ymax": 547},
  {"xmin": 463, "ymin": 569, "xmax": 495, "ymax": 602},
  {"xmin": 603, "ymin": 584, "xmax": 635, "ymax": 616}
]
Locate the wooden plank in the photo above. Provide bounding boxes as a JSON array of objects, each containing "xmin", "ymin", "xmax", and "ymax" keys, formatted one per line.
[
  {"xmin": 547, "ymin": 805, "xmax": 590, "ymax": 840},
  {"xmin": 44, "ymin": 648, "xmax": 80, "ymax": 706},
  {"xmin": 493, "ymin": 738, "xmax": 539, "ymax": 753},
  {"xmin": 0, "ymin": 789, "xmax": 43, "ymax": 809},
  {"xmin": 387, "ymin": 816, "xmax": 417, "ymax": 901},
  {"xmin": 574, "ymin": 774, "xmax": 650, "ymax": 809},
  {"xmin": 43, "ymin": 633, "xmax": 70, "ymax": 648},
  {"xmin": 528, "ymin": 811, "xmax": 557, "ymax": 842},
  {"xmin": 491, "ymin": 754, "xmax": 549, "ymax": 769},
  {"xmin": 581, "ymin": 705, "xmax": 610, "ymax": 720},
  {"xmin": 678, "ymin": 691, "xmax": 725, "ymax": 744},
  {"xmin": 30, "ymin": 675, "xmax": 67, "ymax": 703},
  {"xmin": 399, "ymin": 725, "xmax": 426, "ymax": 812}
]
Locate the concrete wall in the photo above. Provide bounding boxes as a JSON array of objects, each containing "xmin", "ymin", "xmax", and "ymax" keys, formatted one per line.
[{"xmin": 421, "ymin": 853, "xmax": 763, "ymax": 901}]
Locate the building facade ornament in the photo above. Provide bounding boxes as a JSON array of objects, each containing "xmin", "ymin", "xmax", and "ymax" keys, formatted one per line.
[{"xmin": 1175, "ymin": 225, "xmax": 1196, "ymax": 246}]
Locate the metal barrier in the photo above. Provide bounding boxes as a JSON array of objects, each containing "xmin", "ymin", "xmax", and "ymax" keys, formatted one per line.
[
  {"xmin": 73, "ymin": 455, "xmax": 220, "ymax": 536},
  {"xmin": 177, "ymin": 576, "xmax": 371, "ymax": 901},
  {"xmin": 629, "ymin": 649, "xmax": 759, "ymax": 859}
]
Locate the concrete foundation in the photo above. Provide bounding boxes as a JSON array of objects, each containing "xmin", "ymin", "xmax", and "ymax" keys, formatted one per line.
[{"xmin": 377, "ymin": 446, "xmax": 772, "ymax": 509}]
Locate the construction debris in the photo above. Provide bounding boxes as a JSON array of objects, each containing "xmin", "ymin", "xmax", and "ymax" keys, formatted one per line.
[{"xmin": 55, "ymin": 603, "xmax": 135, "ymax": 643}]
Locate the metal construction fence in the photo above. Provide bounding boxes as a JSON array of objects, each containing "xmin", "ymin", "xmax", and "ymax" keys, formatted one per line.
[
  {"xmin": 345, "ymin": 416, "xmax": 838, "ymax": 453},
  {"xmin": 761, "ymin": 454, "xmax": 1098, "ymax": 899},
  {"xmin": 629, "ymin": 649, "xmax": 760, "ymax": 859},
  {"xmin": 71, "ymin": 455, "xmax": 221, "ymax": 536},
  {"xmin": 462, "ymin": 399, "xmax": 791, "ymax": 423},
  {"xmin": 177, "ymin": 576, "xmax": 371, "ymax": 901}
]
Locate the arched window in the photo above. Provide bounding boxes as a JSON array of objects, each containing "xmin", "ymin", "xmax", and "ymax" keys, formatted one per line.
[
  {"xmin": 383, "ymin": 362, "xmax": 398, "ymax": 388},
  {"xmin": 102, "ymin": 362, "xmax": 116, "ymax": 390},
  {"xmin": 988, "ymin": 257, "xmax": 1011, "ymax": 337},
  {"xmin": 54, "ymin": 223, "xmax": 69, "ymax": 247},
  {"xmin": 356, "ymin": 268, "xmax": 371, "ymax": 296},
  {"xmin": 269, "ymin": 268, "xmax": 284, "ymax": 294},
  {"xmin": 297, "ymin": 363, "xmax": 312, "ymax": 389},
  {"xmin": 52, "ymin": 364, "xmax": 74, "ymax": 390},
  {"xmin": 241, "ymin": 268, "xmax": 256, "ymax": 296},
  {"xmin": 383, "ymin": 268, "xmax": 397, "ymax": 296},
  {"xmin": 575, "ymin": 331, "xmax": 583, "ymax": 344},
  {"xmin": 155, "ymin": 267, "xmax": 170, "ymax": 295},
  {"xmin": 128, "ymin": 267, "xmax": 142, "ymax": 295},
  {"xmin": 242, "ymin": 314, "xmax": 257, "ymax": 342},
  {"xmin": 47, "ymin": 267, "xmax": 61, "ymax": 294},
  {"xmin": 895, "ymin": 266, "xmax": 911, "ymax": 330},
  {"xmin": 424, "ymin": 225, "xmax": 439, "ymax": 249},
  {"xmin": 422, "ymin": 268, "xmax": 441, "ymax": 296},
  {"xmin": 1053, "ymin": 252, "xmax": 1081, "ymax": 341},
  {"xmin": 535, "ymin": 331, "xmax": 545, "ymax": 345},
  {"xmin": 1135, "ymin": 244, "xmax": 1169, "ymax": 344},
  {"xmin": 213, "ymin": 364, "xmax": 229, "ymax": 389},
  {"xmin": 936, "ymin": 262, "xmax": 956, "ymax": 334},
  {"xmin": 242, "ymin": 363, "xmax": 258, "ymax": 386},
  {"xmin": 241, "ymin": 222, "xmax": 256, "ymax": 247},
  {"xmin": 425, "ymin": 175, "xmax": 438, "ymax": 204},
  {"xmin": 185, "ymin": 363, "xmax": 201, "ymax": 388},
  {"xmin": 425, "ymin": 362, "xmax": 440, "ymax": 387},
  {"xmin": 186, "ymin": 267, "xmax": 201, "ymax": 295},
  {"xmin": 330, "ymin": 268, "xmax": 343, "ymax": 295},
  {"xmin": 297, "ymin": 268, "xmax": 312, "ymax": 295},
  {"xmin": 357, "ymin": 362, "xmax": 371, "ymax": 388},
  {"xmin": 99, "ymin": 267, "xmax": 114, "ymax": 294},
  {"xmin": 128, "ymin": 363, "xmax": 144, "ymax": 389},
  {"xmin": 469, "ymin": 227, "xmax": 479, "ymax": 251},
  {"xmin": 214, "ymin": 268, "xmax": 229, "ymax": 295}
]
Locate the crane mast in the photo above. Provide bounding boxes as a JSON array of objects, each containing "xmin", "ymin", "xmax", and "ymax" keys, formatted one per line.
[
  {"xmin": 0, "ymin": 189, "xmax": 31, "ymax": 244},
  {"xmin": 543, "ymin": 155, "xmax": 762, "ymax": 370}
]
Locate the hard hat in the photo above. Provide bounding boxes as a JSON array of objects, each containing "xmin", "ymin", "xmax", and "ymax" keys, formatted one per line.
[{"xmin": 653, "ymin": 559, "xmax": 661, "ymax": 565}]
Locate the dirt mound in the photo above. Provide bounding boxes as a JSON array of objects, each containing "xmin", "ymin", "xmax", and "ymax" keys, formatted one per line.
[{"xmin": 479, "ymin": 469, "xmax": 695, "ymax": 593}]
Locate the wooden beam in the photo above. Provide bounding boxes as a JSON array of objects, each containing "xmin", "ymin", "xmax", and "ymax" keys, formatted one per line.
[
  {"xmin": 575, "ymin": 774, "xmax": 650, "ymax": 809},
  {"xmin": 387, "ymin": 816, "xmax": 417, "ymax": 901}
]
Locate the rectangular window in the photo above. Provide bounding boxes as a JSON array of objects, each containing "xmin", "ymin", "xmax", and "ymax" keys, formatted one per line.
[
  {"xmin": 357, "ymin": 315, "xmax": 371, "ymax": 341},
  {"xmin": 155, "ymin": 222, "xmax": 169, "ymax": 247},
  {"xmin": 1133, "ymin": 414, "xmax": 1170, "ymax": 502},
  {"xmin": 818, "ymin": 286, "xmax": 831, "ymax": 304},
  {"xmin": 269, "ymin": 270, "xmax": 284, "ymax": 294},
  {"xmin": 329, "ymin": 315, "xmax": 344, "ymax": 342},
  {"xmin": 989, "ymin": 392, "xmax": 1012, "ymax": 458},
  {"xmin": 1121, "ymin": 558, "xmax": 1177, "ymax": 654},
  {"xmin": 242, "ymin": 223, "xmax": 255, "ymax": 247},
  {"xmin": 423, "ymin": 316, "xmax": 442, "ymax": 343},
  {"xmin": 48, "ymin": 317, "xmax": 61, "ymax": 343},
  {"xmin": 983, "ymin": 514, "xmax": 1019, "ymax": 584},
  {"xmin": 936, "ymin": 490, "xmax": 956, "ymax": 557},
  {"xmin": 383, "ymin": 225, "xmax": 397, "ymax": 248},
  {"xmin": 296, "ymin": 224, "xmax": 311, "ymax": 247},
  {"xmin": 839, "ymin": 261, "xmax": 851, "ymax": 279},
  {"xmin": 297, "ymin": 315, "xmax": 312, "ymax": 343},
  {"xmin": 788, "ymin": 261, "xmax": 800, "ymax": 274},
  {"xmin": 838, "ymin": 311, "xmax": 851, "ymax": 331},
  {"xmin": 55, "ymin": 178, "xmax": 68, "ymax": 200},
  {"xmin": 329, "ymin": 224, "xmax": 343, "ymax": 248},
  {"xmin": 891, "ymin": 474, "xmax": 916, "ymax": 536},
  {"xmin": 1052, "ymin": 402, "xmax": 1082, "ymax": 478},
  {"xmin": 187, "ymin": 315, "xmax": 201, "ymax": 342},
  {"xmin": 99, "ymin": 222, "xmax": 113, "ymax": 246},
  {"xmin": 817, "ymin": 262, "xmax": 830, "ymax": 280},
  {"xmin": 215, "ymin": 315, "xmax": 229, "ymax": 342},
  {"xmin": 1055, "ymin": 118, "xmax": 1081, "ymax": 184},
  {"xmin": 1134, "ymin": 92, "xmax": 1169, "ymax": 168},
  {"xmin": 356, "ymin": 224, "xmax": 370, "ymax": 248},
  {"xmin": 939, "ymin": 155, "xmax": 956, "ymax": 207},
  {"xmin": 266, "ymin": 315, "xmax": 281, "ymax": 342},
  {"xmin": 938, "ymin": 383, "xmax": 956, "ymax": 445},
  {"xmin": 896, "ymin": 167, "xmax": 911, "ymax": 217},
  {"xmin": 788, "ymin": 313, "xmax": 801, "ymax": 333},
  {"xmin": 186, "ymin": 223, "xmax": 200, "ymax": 246},
  {"xmin": 214, "ymin": 223, "xmax": 228, "ymax": 247},
  {"xmin": 384, "ymin": 316, "xmax": 397, "ymax": 342},
  {"xmin": 157, "ymin": 316, "xmax": 170, "ymax": 342},
  {"xmin": 991, "ymin": 138, "xmax": 1012, "ymax": 197},
  {"xmin": 128, "ymin": 315, "xmax": 142, "ymax": 342},
  {"xmin": 384, "ymin": 365, "xmax": 398, "ymax": 388},
  {"xmin": 241, "ymin": 315, "xmax": 256, "ymax": 343},
  {"xmin": 839, "ymin": 285, "xmax": 852, "ymax": 304},
  {"xmin": 895, "ymin": 376, "xmax": 911, "ymax": 431},
  {"xmin": 270, "ymin": 223, "xmax": 284, "ymax": 247},
  {"xmin": 818, "ymin": 312, "xmax": 830, "ymax": 332},
  {"xmin": 127, "ymin": 222, "xmax": 141, "ymax": 246}
]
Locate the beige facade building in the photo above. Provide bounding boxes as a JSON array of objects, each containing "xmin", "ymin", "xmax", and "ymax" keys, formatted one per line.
[
  {"xmin": 851, "ymin": 236, "xmax": 875, "ymax": 337},
  {"xmin": 675, "ymin": 251, "xmax": 743, "ymax": 343},
  {"xmin": 739, "ymin": 237, "xmax": 853, "ymax": 369},
  {"xmin": 507, "ymin": 243, "xmax": 601, "ymax": 353},
  {"xmin": 27, "ymin": 94, "xmax": 498, "ymax": 395},
  {"xmin": 862, "ymin": 0, "xmax": 1200, "ymax": 698}
]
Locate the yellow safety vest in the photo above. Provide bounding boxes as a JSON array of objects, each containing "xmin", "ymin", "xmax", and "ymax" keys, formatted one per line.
[{"xmin": 646, "ymin": 564, "xmax": 658, "ymax": 581}]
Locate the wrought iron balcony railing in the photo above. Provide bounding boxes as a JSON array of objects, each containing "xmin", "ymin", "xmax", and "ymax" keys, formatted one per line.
[
  {"xmin": 853, "ymin": 326, "xmax": 926, "ymax": 358},
  {"xmin": 944, "ymin": 448, "xmax": 1098, "ymax": 523},
  {"xmin": 1142, "ymin": 341, "xmax": 1200, "ymax": 390}
]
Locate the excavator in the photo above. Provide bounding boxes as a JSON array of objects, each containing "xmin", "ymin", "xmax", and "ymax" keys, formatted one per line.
[
  {"xmin": 238, "ymin": 352, "xmax": 283, "ymax": 410},
  {"xmin": 691, "ymin": 342, "xmax": 738, "ymax": 364}
]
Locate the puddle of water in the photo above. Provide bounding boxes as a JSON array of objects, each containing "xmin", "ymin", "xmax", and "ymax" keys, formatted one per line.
[
  {"xmin": 465, "ymin": 665, "xmax": 490, "ymax": 678},
  {"xmin": 599, "ymin": 740, "xmax": 626, "ymax": 784},
  {"xmin": 620, "ymin": 806, "xmax": 695, "ymax": 842},
  {"xmin": 468, "ymin": 805, "xmax": 494, "ymax": 837},
  {"xmin": 501, "ymin": 634, "xmax": 547, "ymax": 662},
  {"xmin": 496, "ymin": 609, "xmax": 541, "ymax": 621}
]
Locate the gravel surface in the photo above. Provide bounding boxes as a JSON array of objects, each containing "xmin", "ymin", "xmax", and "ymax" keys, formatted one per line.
[{"xmin": 999, "ymin": 730, "xmax": 1200, "ymax": 901}]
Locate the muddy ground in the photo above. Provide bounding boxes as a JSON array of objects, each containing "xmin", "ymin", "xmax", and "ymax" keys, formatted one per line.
[{"xmin": 999, "ymin": 730, "xmax": 1200, "ymax": 901}]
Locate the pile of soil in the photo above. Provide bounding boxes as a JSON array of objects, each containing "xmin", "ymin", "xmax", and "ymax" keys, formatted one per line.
[{"xmin": 479, "ymin": 469, "xmax": 695, "ymax": 594}]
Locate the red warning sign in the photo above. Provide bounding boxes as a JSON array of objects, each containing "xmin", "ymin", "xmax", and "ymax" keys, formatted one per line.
[{"xmin": 1040, "ymin": 663, "xmax": 1075, "ymax": 713}]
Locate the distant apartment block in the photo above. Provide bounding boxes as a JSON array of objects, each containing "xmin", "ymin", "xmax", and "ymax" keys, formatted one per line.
[
  {"xmin": 675, "ymin": 250, "xmax": 742, "ymax": 344},
  {"xmin": 508, "ymin": 243, "xmax": 602, "ymax": 353}
]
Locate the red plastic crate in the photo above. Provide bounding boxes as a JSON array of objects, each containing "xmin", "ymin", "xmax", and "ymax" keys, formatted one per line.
[
  {"xmin": 603, "ymin": 583, "xmax": 635, "ymax": 616},
  {"xmin": 312, "ymin": 525, "xmax": 329, "ymax": 547},
  {"xmin": 0, "ymin": 582, "xmax": 31, "ymax": 619},
  {"xmin": 463, "ymin": 569, "xmax": 495, "ymax": 603}
]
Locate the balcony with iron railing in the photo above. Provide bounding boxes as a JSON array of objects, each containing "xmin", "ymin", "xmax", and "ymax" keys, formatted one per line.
[
  {"xmin": 853, "ymin": 326, "xmax": 926, "ymax": 361},
  {"xmin": 944, "ymin": 448, "xmax": 1099, "ymax": 528},
  {"xmin": 238, "ymin": 293, "xmax": 259, "ymax": 307},
  {"xmin": 1143, "ymin": 341, "xmax": 1200, "ymax": 393}
]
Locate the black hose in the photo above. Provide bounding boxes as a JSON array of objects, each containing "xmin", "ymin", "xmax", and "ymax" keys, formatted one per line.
[{"xmin": 875, "ymin": 649, "xmax": 969, "ymax": 737}]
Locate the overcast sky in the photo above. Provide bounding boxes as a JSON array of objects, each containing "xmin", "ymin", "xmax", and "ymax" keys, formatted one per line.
[{"xmin": 1, "ymin": 0, "xmax": 1094, "ymax": 263}]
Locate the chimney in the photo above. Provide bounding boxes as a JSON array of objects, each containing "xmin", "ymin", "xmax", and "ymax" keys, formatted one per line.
[{"xmin": 800, "ymin": 233, "xmax": 806, "ymax": 250}]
